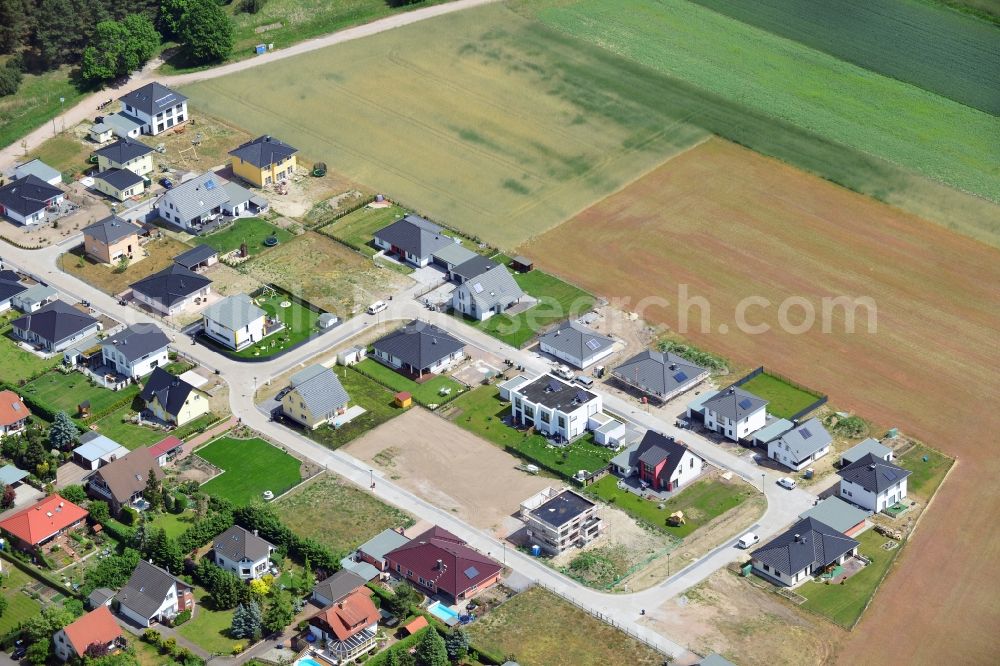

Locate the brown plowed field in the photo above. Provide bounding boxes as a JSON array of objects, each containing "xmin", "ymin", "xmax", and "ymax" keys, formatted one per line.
[{"xmin": 524, "ymin": 138, "xmax": 1000, "ymax": 663}]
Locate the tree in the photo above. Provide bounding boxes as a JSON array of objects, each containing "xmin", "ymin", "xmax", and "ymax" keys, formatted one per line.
[
  {"xmin": 0, "ymin": 0, "xmax": 28, "ymax": 54},
  {"xmin": 49, "ymin": 411, "xmax": 79, "ymax": 450},
  {"xmin": 229, "ymin": 600, "xmax": 262, "ymax": 640},
  {"xmin": 25, "ymin": 640, "xmax": 49, "ymax": 666},
  {"xmin": 61, "ymin": 484, "xmax": 87, "ymax": 504},
  {"xmin": 209, "ymin": 568, "xmax": 242, "ymax": 610},
  {"xmin": 249, "ymin": 575, "xmax": 271, "ymax": 598},
  {"xmin": 143, "ymin": 468, "xmax": 163, "ymax": 512},
  {"xmin": 89, "ymin": 500, "xmax": 111, "ymax": 525},
  {"xmin": 384, "ymin": 650, "xmax": 400, "ymax": 666},
  {"xmin": 0, "ymin": 594, "xmax": 8, "ymax": 620},
  {"xmin": 415, "ymin": 628, "xmax": 448, "ymax": 666},
  {"xmin": 444, "ymin": 629, "xmax": 469, "ymax": 662},
  {"xmin": 0, "ymin": 60, "xmax": 21, "ymax": 97},
  {"xmin": 0, "ymin": 484, "xmax": 14, "ymax": 509},
  {"xmin": 177, "ymin": 0, "xmax": 234, "ymax": 64},
  {"xmin": 261, "ymin": 590, "xmax": 294, "ymax": 636},
  {"xmin": 387, "ymin": 585, "xmax": 422, "ymax": 617},
  {"xmin": 82, "ymin": 14, "xmax": 160, "ymax": 82},
  {"xmin": 159, "ymin": 0, "xmax": 191, "ymax": 39}
]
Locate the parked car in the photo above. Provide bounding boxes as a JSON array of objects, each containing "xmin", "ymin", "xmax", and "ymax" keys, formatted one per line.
[
  {"xmin": 160, "ymin": 177, "xmax": 174, "ymax": 189},
  {"xmin": 11, "ymin": 644, "xmax": 26, "ymax": 660},
  {"xmin": 553, "ymin": 364, "xmax": 574, "ymax": 380},
  {"xmin": 737, "ymin": 533, "xmax": 759, "ymax": 549},
  {"xmin": 367, "ymin": 300, "xmax": 388, "ymax": 315},
  {"xmin": 777, "ymin": 477, "xmax": 797, "ymax": 490},
  {"xmin": 575, "ymin": 375, "xmax": 594, "ymax": 388}
]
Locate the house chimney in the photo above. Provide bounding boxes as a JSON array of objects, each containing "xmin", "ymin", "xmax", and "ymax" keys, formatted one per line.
[
  {"xmin": 794, "ymin": 534, "xmax": 800, "ymax": 542},
  {"xmin": 728, "ymin": 387, "xmax": 735, "ymax": 394},
  {"xmin": 868, "ymin": 463, "xmax": 877, "ymax": 470},
  {"xmin": 253, "ymin": 529, "xmax": 258, "ymax": 537}
]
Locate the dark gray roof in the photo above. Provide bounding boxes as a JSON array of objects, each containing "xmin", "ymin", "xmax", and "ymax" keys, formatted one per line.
[
  {"xmin": 373, "ymin": 214, "xmax": 451, "ymax": 259},
  {"xmin": 214, "ymin": 526, "xmax": 273, "ymax": 562},
  {"xmin": 87, "ymin": 587, "xmax": 115, "ymax": 609},
  {"xmin": 512, "ymin": 374, "xmax": 598, "ymax": 412},
  {"xmin": 119, "ymin": 82, "xmax": 187, "ymax": 116},
  {"xmin": 83, "ymin": 215, "xmax": 142, "ymax": 245},
  {"xmin": 101, "ymin": 324, "xmax": 170, "ymax": 363},
  {"xmin": 94, "ymin": 137, "xmax": 153, "ymax": 164},
  {"xmin": 312, "ymin": 569, "xmax": 366, "ymax": 604},
  {"xmin": 288, "ymin": 365, "xmax": 350, "ymax": 415},
  {"xmin": 140, "ymin": 367, "xmax": 197, "ymax": 418},
  {"xmin": 539, "ymin": 321, "xmax": 614, "ymax": 364},
  {"xmin": 633, "ymin": 431, "xmax": 693, "ymax": 480},
  {"xmin": 11, "ymin": 300, "xmax": 98, "ymax": 345},
  {"xmin": 530, "ymin": 490, "xmax": 595, "ymax": 528},
  {"xmin": 115, "ymin": 560, "xmax": 187, "ymax": 619},
  {"xmin": 0, "ymin": 274, "xmax": 27, "ymax": 302},
  {"xmin": 775, "ymin": 417, "xmax": 832, "ymax": 463},
  {"xmin": 0, "ymin": 175, "xmax": 63, "ymax": 216},
  {"xmin": 751, "ymin": 517, "xmax": 859, "ymax": 577},
  {"xmin": 703, "ymin": 386, "xmax": 768, "ymax": 421},
  {"xmin": 459, "ymin": 264, "xmax": 524, "ymax": 311},
  {"xmin": 173, "ymin": 244, "xmax": 218, "ymax": 269},
  {"xmin": 450, "ymin": 255, "xmax": 496, "ymax": 281},
  {"xmin": 612, "ymin": 350, "xmax": 708, "ymax": 398},
  {"xmin": 372, "ymin": 320, "xmax": 464, "ymax": 371},
  {"xmin": 95, "ymin": 168, "xmax": 144, "ymax": 191},
  {"xmin": 130, "ymin": 264, "xmax": 211, "ymax": 307},
  {"xmin": 229, "ymin": 135, "xmax": 297, "ymax": 168},
  {"xmin": 837, "ymin": 453, "xmax": 911, "ymax": 494}
]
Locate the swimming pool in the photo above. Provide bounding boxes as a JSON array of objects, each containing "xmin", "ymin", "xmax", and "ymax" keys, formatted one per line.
[
  {"xmin": 427, "ymin": 601, "xmax": 460, "ymax": 624},
  {"xmin": 295, "ymin": 658, "xmax": 323, "ymax": 666}
]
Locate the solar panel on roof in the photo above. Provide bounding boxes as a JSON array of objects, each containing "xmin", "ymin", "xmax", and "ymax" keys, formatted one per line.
[
  {"xmin": 800, "ymin": 426, "xmax": 813, "ymax": 439},
  {"xmin": 738, "ymin": 398, "xmax": 753, "ymax": 410},
  {"xmin": 586, "ymin": 338, "xmax": 601, "ymax": 351},
  {"xmin": 673, "ymin": 371, "xmax": 688, "ymax": 382},
  {"xmin": 473, "ymin": 283, "xmax": 484, "ymax": 293},
  {"xmin": 204, "ymin": 179, "xmax": 216, "ymax": 190},
  {"xmin": 464, "ymin": 566, "xmax": 479, "ymax": 579}
]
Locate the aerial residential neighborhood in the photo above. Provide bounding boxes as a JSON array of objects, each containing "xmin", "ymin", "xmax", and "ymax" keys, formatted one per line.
[{"xmin": 0, "ymin": 1, "xmax": 989, "ymax": 666}]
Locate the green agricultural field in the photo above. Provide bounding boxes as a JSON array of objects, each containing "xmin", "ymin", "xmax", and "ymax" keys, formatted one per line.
[
  {"xmin": 689, "ymin": 0, "xmax": 1000, "ymax": 114},
  {"xmin": 180, "ymin": 4, "xmax": 709, "ymax": 249},
  {"xmin": 21, "ymin": 371, "xmax": 139, "ymax": 419},
  {"xmin": 738, "ymin": 372, "xmax": 823, "ymax": 420},
  {"xmin": 354, "ymin": 358, "xmax": 464, "ymax": 407},
  {"xmin": 302, "ymin": 367, "xmax": 402, "ymax": 450},
  {"xmin": 197, "ymin": 436, "xmax": 302, "ymax": 505},
  {"xmin": 200, "ymin": 218, "xmax": 293, "ymax": 258}
]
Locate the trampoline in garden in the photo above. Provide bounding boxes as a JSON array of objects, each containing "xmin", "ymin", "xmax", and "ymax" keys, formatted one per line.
[{"xmin": 312, "ymin": 162, "xmax": 327, "ymax": 177}]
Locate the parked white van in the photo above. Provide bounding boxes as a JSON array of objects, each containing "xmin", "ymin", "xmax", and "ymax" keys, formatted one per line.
[
  {"xmin": 737, "ymin": 533, "xmax": 759, "ymax": 549},
  {"xmin": 367, "ymin": 300, "xmax": 388, "ymax": 315}
]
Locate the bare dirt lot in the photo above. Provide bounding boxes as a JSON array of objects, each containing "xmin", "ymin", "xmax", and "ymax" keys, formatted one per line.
[{"xmin": 527, "ymin": 138, "xmax": 1000, "ymax": 662}]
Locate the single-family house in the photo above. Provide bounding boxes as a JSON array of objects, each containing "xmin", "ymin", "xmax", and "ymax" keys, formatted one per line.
[
  {"xmin": 308, "ymin": 588, "xmax": 380, "ymax": 662},
  {"xmin": 201, "ymin": 294, "xmax": 267, "ymax": 351},
  {"xmin": 94, "ymin": 137, "xmax": 154, "ymax": 177},
  {"xmin": 354, "ymin": 528, "xmax": 409, "ymax": 573},
  {"xmin": 385, "ymin": 526, "xmax": 502, "ymax": 602},
  {"xmin": 799, "ymin": 497, "xmax": 869, "ymax": 538},
  {"xmin": 90, "ymin": 112, "xmax": 143, "ymax": 142},
  {"xmin": 13, "ymin": 159, "xmax": 62, "ymax": 186},
  {"xmin": 751, "ymin": 517, "xmax": 859, "ymax": 587},
  {"xmin": 509, "ymin": 374, "xmax": 601, "ymax": 442},
  {"xmin": 11, "ymin": 300, "xmax": 101, "ymax": 353},
  {"xmin": 372, "ymin": 215, "xmax": 452, "ymax": 267},
  {"xmin": 840, "ymin": 438, "xmax": 894, "ymax": 466},
  {"xmin": 82, "ymin": 216, "xmax": 143, "ymax": 264},
  {"xmin": 701, "ymin": 386, "xmax": 768, "ymax": 442},
  {"xmin": 0, "ymin": 175, "xmax": 64, "ymax": 225},
  {"xmin": 118, "ymin": 82, "xmax": 188, "ymax": 136},
  {"xmin": 610, "ymin": 431, "xmax": 704, "ymax": 492},
  {"xmin": 280, "ymin": 364, "xmax": 351, "ymax": 429},
  {"xmin": 0, "ymin": 494, "xmax": 88, "ymax": 551},
  {"xmin": 311, "ymin": 569, "xmax": 367, "ymax": 608},
  {"xmin": 614, "ymin": 350, "xmax": 709, "ymax": 402},
  {"xmin": 0, "ymin": 390, "xmax": 30, "ymax": 436},
  {"xmin": 229, "ymin": 135, "xmax": 298, "ymax": 187},
  {"xmin": 172, "ymin": 244, "xmax": 218, "ymax": 271},
  {"xmin": 140, "ymin": 367, "xmax": 209, "ymax": 426},
  {"xmin": 87, "ymin": 447, "xmax": 164, "ymax": 514},
  {"xmin": 101, "ymin": 323, "xmax": 171, "ymax": 379},
  {"xmin": 11, "ymin": 283, "xmax": 57, "ymax": 313},
  {"xmin": 213, "ymin": 526, "xmax": 276, "ymax": 580},
  {"xmin": 147, "ymin": 436, "xmax": 183, "ymax": 466},
  {"xmin": 768, "ymin": 417, "xmax": 833, "ymax": 471},
  {"xmin": 0, "ymin": 270, "xmax": 26, "ymax": 312},
  {"xmin": 53, "ymin": 606, "xmax": 125, "ymax": 662},
  {"xmin": 451, "ymin": 264, "xmax": 524, "ymax": 321},
  {"xmin": 448, "ymin": 255, "xmax": 495, "ymax": 284},
  {"xmin": 129, "ymin": 264, "xmax": 212, "ymax": 316},
  {"xmin": 0, "ymin": 464, "xmax": 28, "ymax": 488},
  {"xmin": 115, "ymin": 559, "xmax": 194, "ymax": 627},
  {"xmin": 837, "ymin": 453, "xmax": 912, "ymax": 512},
  {"xmin": 371, "ymin": 321, "xmax": 465, "ymax": 378},
  {"xmin": 94, "ymin": 169, "xmax": 145, "ymax": 201},
  {"xmin": 73, "ymin": 432, "xmax": 129, "ymax": 471},
  {"xmin": 522, "ymin": 487, "xmax": 604, "ymax": 555},
  {"xmin": 538, "ymin": 320, "xmax": 616, "ymax": 369},
  {"xmin": 155, "ymin": 173, "xmax": 263, "ymax": 232}
]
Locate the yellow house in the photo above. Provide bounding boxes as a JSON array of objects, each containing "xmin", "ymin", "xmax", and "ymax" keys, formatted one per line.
[
  {"xmin": 94, "ymin": 169, "xmax": 145, "ymax": 202},
  {"xmin": 140, "ymin": 367, "xmax": 210, "ymax": 427},
  {"xmin": 94, "ymin": 137, "xmax": 154, "ymax": 177},
  {"xmin": 229, "ymin": 135, "xmax": 298, "ymax": 188},
  {"xmin": 280, "ymin": 365, "xmax": 350, "ymax": 430}
]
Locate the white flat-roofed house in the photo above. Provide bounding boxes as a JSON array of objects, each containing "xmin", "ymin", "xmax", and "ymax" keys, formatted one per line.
[{"xmin": 509, "ymin": 375, "xmax": 601, "ymax": 442}]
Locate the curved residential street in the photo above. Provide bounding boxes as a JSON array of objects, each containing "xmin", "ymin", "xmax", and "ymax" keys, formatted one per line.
[{"xmin": 0, "ymin": 234, "xmax": 819, "ymax": 660}]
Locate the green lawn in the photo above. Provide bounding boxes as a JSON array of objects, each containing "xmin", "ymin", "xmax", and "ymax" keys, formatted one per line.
[
  {"xmin": 176, "ymin": 588, "xmax": 237, "ymax": 654},
  {"xmin": 200, "ymin": 218, "xmax": 293, "ymax": 258},
  {"xmin": 302, "ymin": 367, "xmax": 403, "ymax": 450},
  {"xmin": 25, "ymin": 134, "xmax": 92, "ymax": 181},
  {"xmin": 588, "ymin": 474, "xmax": 753, "ymax": 537},
  {"xmin": 22, "ymin": 371, "xmax": 139, "ymax": 418},
  {"xmin": 217, "ymin": 290, "xmax": 321, "ymax": 360},
  {"xmin": 470, "ymin": 268, "xmax": 595, "ymax": 348},
  {"xmin": 896, "ymin": 443, "xmax": 953, "ymax": 499},
  {"xmin": 447, "ymin": 386, "xmax": 613, "ymax": 478},
  {"xmin": 0, "ymin": 329, "xmax": 59, "ymax": 385},
  {"xmin": 0, "ymin": 67, "xmax": 86, "ymax": 151},
  {"xmin": 198, "ymin": 436, "xmax": 302, "ymax": 505},
  {"xmin": 739, "ymin": 373, "xmax": 823, "ymax": 420},
  {"xmin": 318, "ymin": 204, "xmax": 406, "ymax": 255},
  {"xmin": 92, "ymin": 408, "xmax": 219, "ymax": 450},
  {"xmin": 274, "ymin": 474, "xmax": 413, "ymax": 555},
  {"xmin": 354, "ymin": 358, "xmax": 464, "ymax": 408},
  {"xmin": 799, "ymin": 529, "xmax": 901, "ymax": 628},
  {"xmin": 148, "ymin": 510, "xmax": 197, "ymax": 540},
  {"xmin": 0, "ymin": 563, "xmax": 44, "ymax": 636}
]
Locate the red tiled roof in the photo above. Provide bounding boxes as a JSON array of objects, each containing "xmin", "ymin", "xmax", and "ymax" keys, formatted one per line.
[
  {"xmin": 62, "ymin": 606, "xmax": 122, "ymax": 657},
  {"xmin": 311, "ymin": 588, "xmax": 380, "ymax": 642},
  {"xmin": 148, "ymin": 435, "xmax": 183, "ymax": 457},
  {"xmin": 0, "ymin": 494, "xmax": 88, "ymax": 546},
  {"xmin": 403, "ymin": 616, "xmax": 428, "ymax": 636},
  {"xmin": 386, "ymin": 526, "xmax": 501, "ymax": 599},
  {"xmin": 0, "ymin": 390, "xmax": 30, "ymax": 427}
]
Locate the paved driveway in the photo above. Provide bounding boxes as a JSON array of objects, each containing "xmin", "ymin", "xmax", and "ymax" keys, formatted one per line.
[{"xmin": 55, "ymin": 461, "xmax": 91, "ymax": 489}]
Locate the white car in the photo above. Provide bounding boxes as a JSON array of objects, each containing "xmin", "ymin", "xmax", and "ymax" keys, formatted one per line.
[
  {"xmin": 737, "ymin": 533, "xmax": 759, "ymax": 549},
  {"xmin": 777, "ymin": 477, "xmax": 797, "ymax": 490}
]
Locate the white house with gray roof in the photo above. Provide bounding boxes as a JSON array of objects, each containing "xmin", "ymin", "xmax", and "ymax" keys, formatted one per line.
[
  {"xmin": 613, "ymin": 350, "xmax": 708, "ymax": 402},
  {"xmin": 767, "ymin": 417, "xmax": 832, "ymax": 471},
  {"xmin": 11, "ymin": 283, "xmax": 56, "ymax": 314},
  {"xmin": 115, "ymin": 560, "xmax": 194, "ymax": 627},
  {"xmin": 837, "ymin": 453, "xmax": 911, "ymax": 512},
  {"xmin": 280, "ymin": 364, "xmax": 351, "ymax": 430},
  {"xmin": 155, "ymin": 173, "xmax": 261, "ymax": 233},
  {"xmin": 509, "ymin": 374, "xmax": 601, "ymax": 442},
  {"xmin": 539, "ymin": 320, "xmax": 615, "ymax": 369},
  {"xmin": 371, "ymin": 320, "xmax": 465, "ymax": 378},
  {"xmin": 702, "ymin": 386, "xmax": 768, "ymax": 442},
  {"xmin": 751, "ymin": 517, "xmax": 859, "ymax": 587},
  {"xmin": 213, "ymin": 526, "xmax": 275, "ymax": 580},
  {"xmin": 118, "ymin": 82, "xmax": 188, "ymax": 136},
  {"xmin": 100, "ymin": 323, "xmax": 171, "ymax": 380},
  {"xmin": 201, "ymin": 294, "xmax": 266, "ymax": 351},
  {"xmin": 13, "ymin": 159, "xmax": 61, "ymax": 186},
  {"xmin": 373, "ymin": 215, "xmax": 452, "ymax": 267},
  {"xmin": 451, "ymin": 264, "xmax": 524, "ymax": 321}
]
